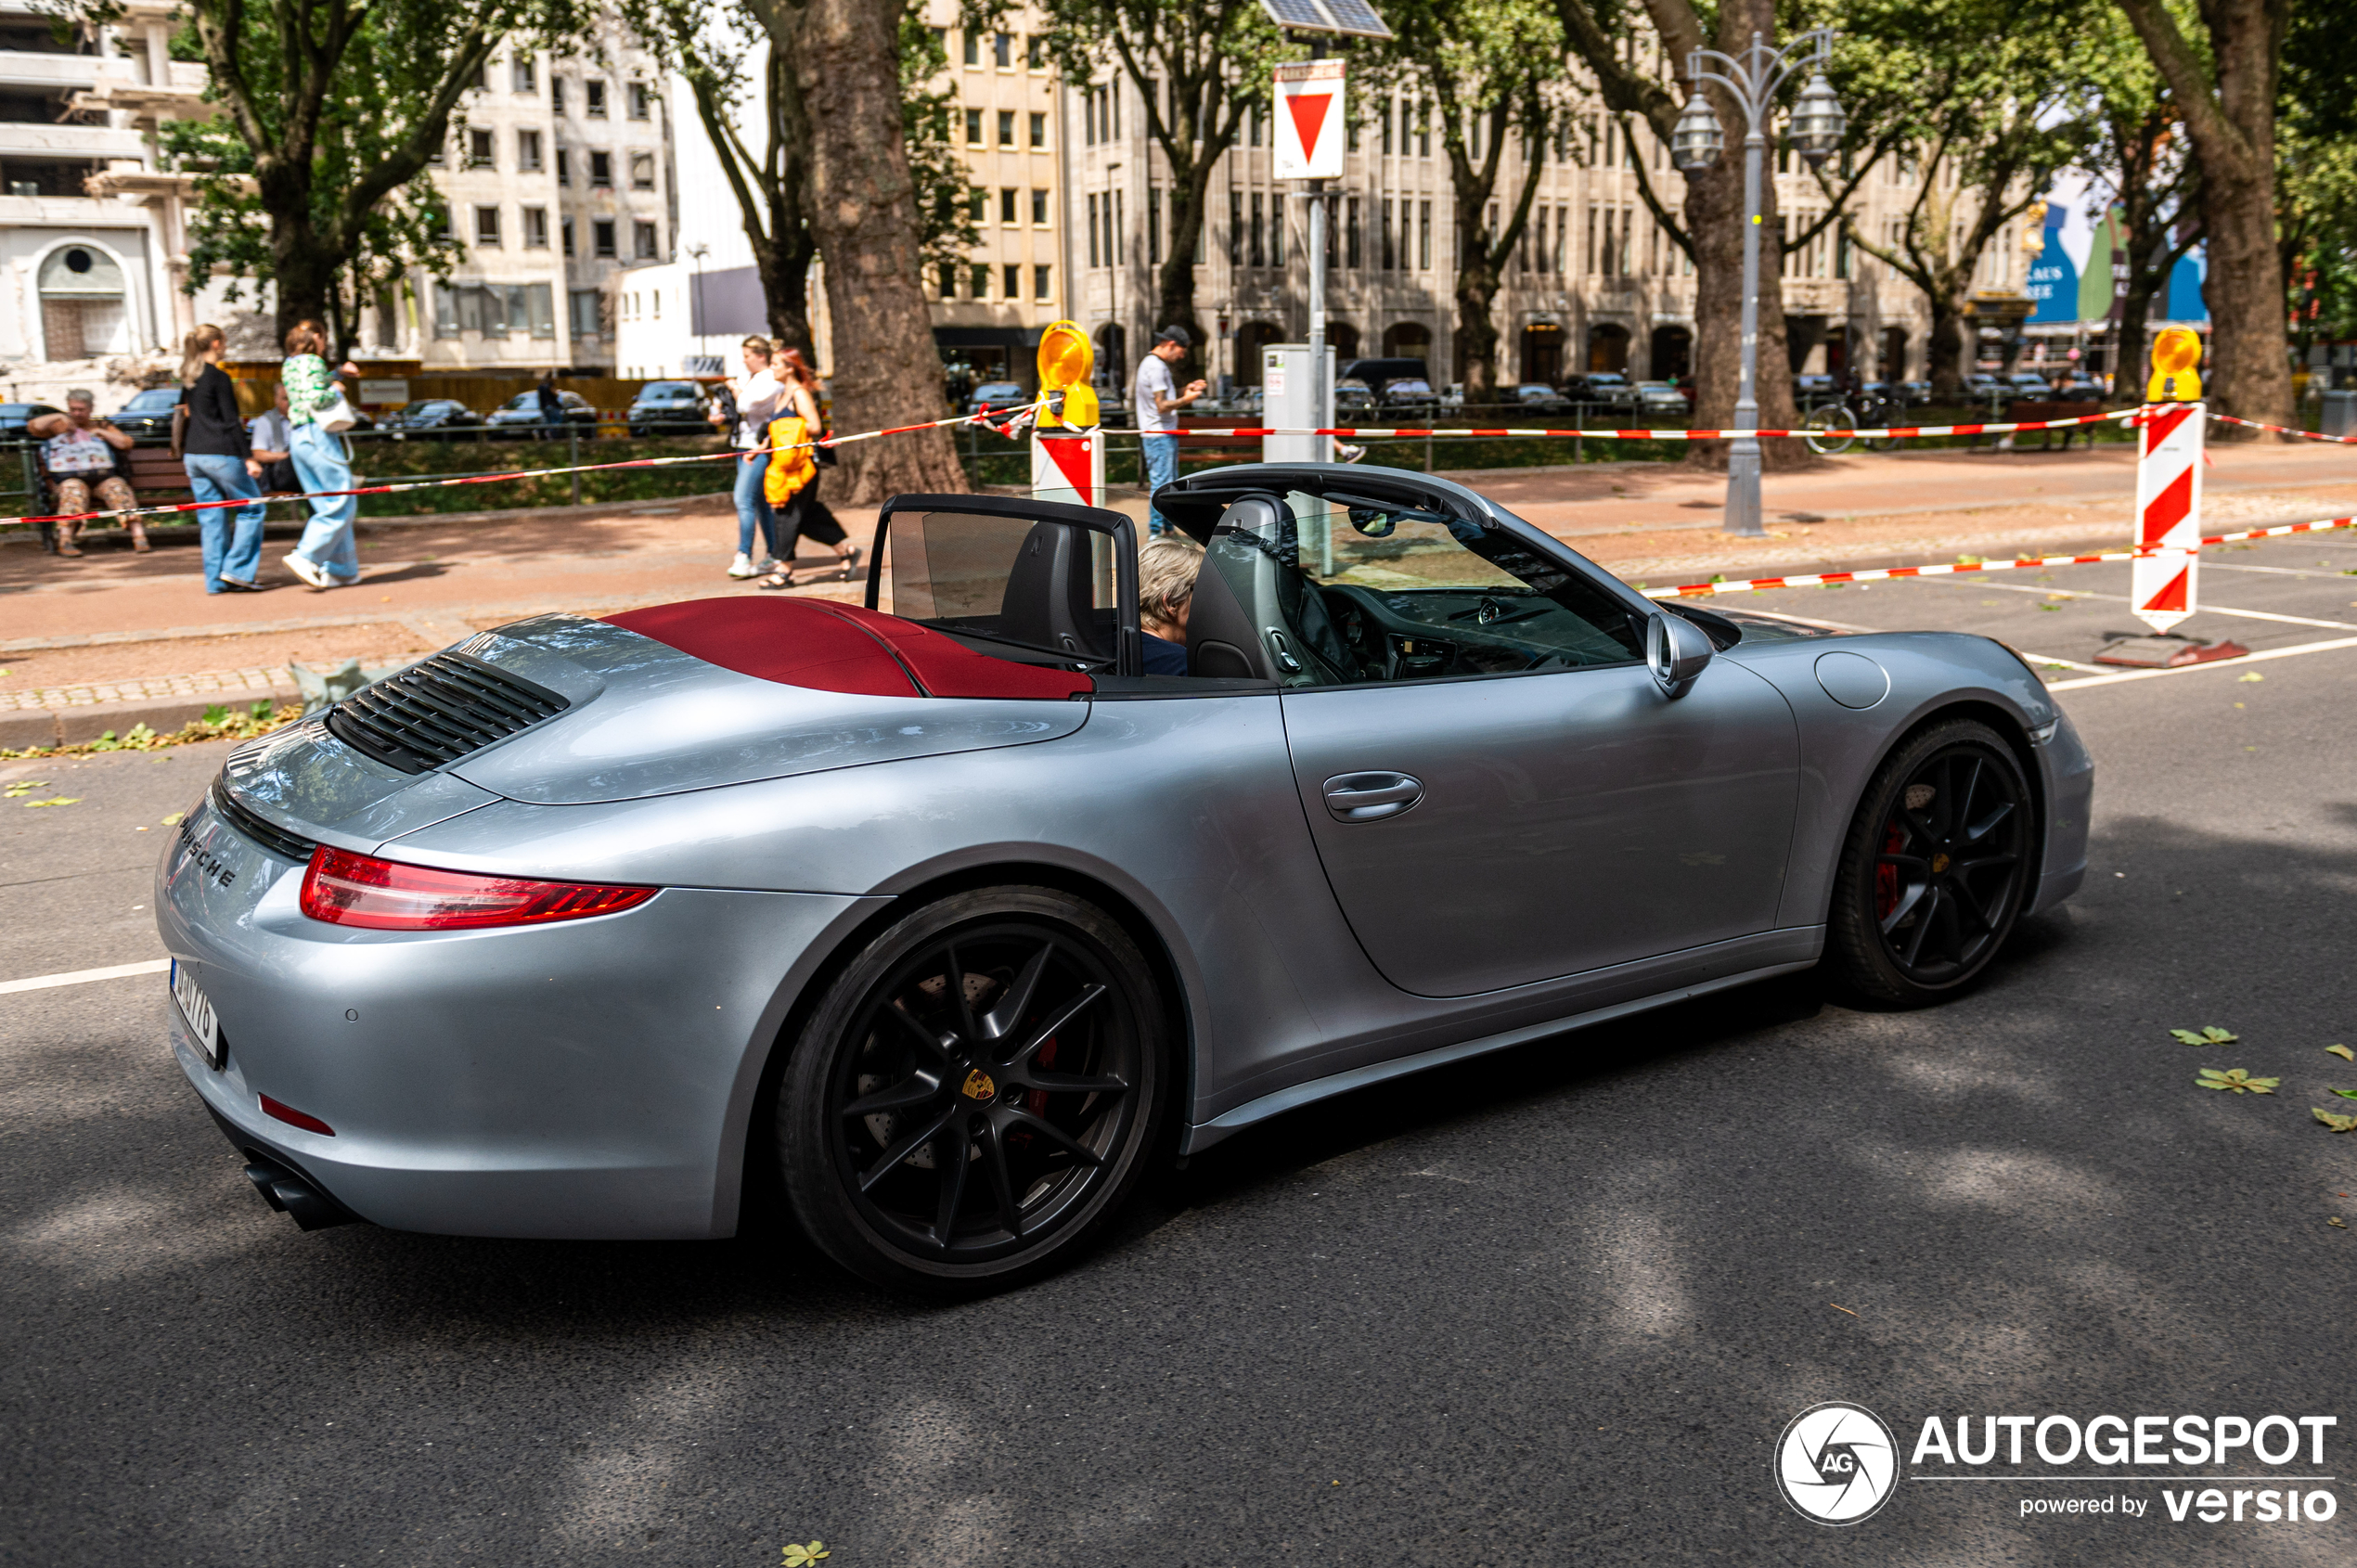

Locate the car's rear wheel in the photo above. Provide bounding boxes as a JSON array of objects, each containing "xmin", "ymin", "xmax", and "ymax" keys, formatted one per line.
[
  {"xmin": 777, "ymin": 887, "xmax": 1167, "ymax": 1295},
  {"xmin": 1826, "ymin": 720, "xmax": 2033, "ymax": 1006}
]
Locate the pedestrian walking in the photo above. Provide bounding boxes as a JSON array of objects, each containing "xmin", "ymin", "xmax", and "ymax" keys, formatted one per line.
[
  {"xmin": 754, "ymin": 346, "xmax": 859, "ymax": 589},
  {"xmin": 177, "ymin": 324, "xmax": 268, "ymax": 594},
  {"xmin": 714, "ymin": 334, "xmax": 783, "ymax": 579},
  {"xmin": 1134, "ymin": 326, "xmax": 1205, "ymax": 537},
  {"xmin": 535, "ymin": 372, "xmax": 564, "ymax": 438},
  {"xmin": 277, "ymin": 319, "xmax": 364, "ymax": 591},
  {"xmin": 26, "ymin": 391, "xmax": 140, "ymax": 558}
]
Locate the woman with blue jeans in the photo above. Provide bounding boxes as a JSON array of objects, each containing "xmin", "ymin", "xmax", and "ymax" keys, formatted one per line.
[
  {"xmin": 715, "ymin": 335, "xmax": 784, "ymax": 578},
  {"xmin": 177, "ymin": 324, "xmax": 267, "ymax": 593},
  {"xmin": 277, "ymin": 319, "xmax": 362, "ymax": 591}
]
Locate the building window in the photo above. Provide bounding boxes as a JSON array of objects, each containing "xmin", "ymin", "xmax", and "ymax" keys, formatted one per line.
[
  {"xmin": 1029, "ymin": 110, "xmax": 1047, "ymax": 149},
  {"xmin": 998, "ymin": 109, "xmax": 1015, "ymax": 148},
  {"xmin": 561, "ymin": 215, "xmax": 574, "ymax": 257},
  {"xmin": 474, "ymin": 205, "xmax": 501, "ymax": 245},
  {"xmin": 517, "ymin": 129, "xmax": 542, "ymax": 171},
  {"xmin": 1247, "ymin": 103, "xmax": 1260, "ymax": 148},
  {"xmin": 995, "ymin": 186, "xmax": 1014, "ymax": 225},
  {"xmin": 586, "ymin": 79, "xmax": 606, "ymax": 118},
  {"xmin": 964, "ymin": 107, "xmax": 983, "ymax": 146},
  {"xmin": 1229, "ymin": 190, "xmax": 1242, "ymax": 264},
  {"xmin": 1381, "ymin": 199, "xmax": 1395, "ymax": 270},
  {"xmin": 551, "ymin": 77, "xmax": 565, "ymax": 114},
  {"xmin": 967, "ymin": 185, "xmax": 985, "ymax": 223},
  {"xmin": 555, "ymin": 149, "xmax": 570, "ymax": 186},
  {"xmin": 589, "ymin": 150, "xmax": 612, "ymax": 187},
  {"xmin": 628, "ymin": 81, "xmax": 651, "ymax": 120},
  {"xmin": 1250, "ymin": 191, "xmax": 1264, "ymax": 267},
  {"xmin": 1035, "ymin": 264, "xmax": 1052, "ymax": 301},
  {"xmin": 570, "ymin": 288, "xmax": 599, "ymax": 341},
  {"xmin": 993, "ymin": 32, "xmax": 1011, "ymax": 68},
  {"xmin": 1148, "ymin": 186, "xmax": 1161, "ymax": 263},
  {"xmin": 961, "ymin": 29, "xmax": 979, "ymax": 66},
  {"xmin": 635, "ymin": 221, "xmax": 659, "ymax": 261},
  {"xmin": 1028, "ymin": 34, "xmax": 1047, "ymax": 70},
  {"xmin": 1002, "ymin": 263, "xmax": 1020, "ymax": 299},
  {"xmin": 1031, "ymin": 187, "xmax": 1050, "ymax": 225},
  {"xmin": 937, "ymin": 263, "xmax": 957, "ymax": 300},
  {"xmin": 594, "ymin": 219, "xmax": 616, "ymax": 258},
  {"xmin": 968, "ymin": 262, "xmax": 990, "ymax": 298},
  {"xmin": 467, "ymin": 60, "xmax": 487, "ymax": 92},
  {"xmin": 1419, "ymin": 199, "xmax": 1432, "ymax": 268},
  {"xmin": 1347, "ymin": 198, "xmax": 1361, "ymax": 268},
  {"xmin": 33, "ymin": 244, "xmax": 128, "ymax": 359},
  {"xmin": 523, "ymin": 206, "xmax": 548, "ymax": 248},
  {"xmin": 630, "ymin": 152, "xmax": 655, "ymax": 190},
  {"xmin": 1087, "ymin": 193, "xmax": 1100, "ymax": 267},
  {"xmin": 468, "ymin": 127, "xmax": 494, "ymax": 167},
  {"xmin": 1383, "ymin": 97, "xmax": 1393, "ymax": 157},
  {"xmin": 512, "ymin": 54, "xmax": 535, "ymax": 93},
  {"xmin": 1114, "ymin": 189, "xmax": 1124, "ymax": 263}
]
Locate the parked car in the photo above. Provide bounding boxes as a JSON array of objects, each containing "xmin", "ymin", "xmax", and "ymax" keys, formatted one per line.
[
  {"xmin": 1513, "ymin": 384, "xmax": 1572, "ymax": 415},
  {"xmin": 1333, "ymin": 378, "xmax": 1378, "ymax": 418},
  {"xmin": 2055, "ymin": 375, "xmax": 2106, "ymax": 401},
  {"xmin": 625, "ymin": 380, "xmax": 713, "ymax": 437},
  {"xmin": 965, "ymin": 381, "xmax": 1027, "ymax": 417},
  {"xmin": 1630, "ymin": 381, "xmax": 1692, "ymax": 419},
  {"xmin": 1900, "ymin": 380, "xmax": 1934, "ymax": 405},
  {"xmin": 486, "ymin": 389, "xmax": 599, "ymax": 439},
  {"xmin": 1566, "ymin": 372, "xmax": 1635, "ymax": 409},
  {"xmin": 380, "ymin": 399, "xmax": 486, "ymax": 440},
  {"xmin": 2005, "ymin": 372, "xmax": 2058, "ymax": 397},
  {"xmin": 1791, "ymin": 374, "xmax": 1837, "ymax": 407},
  {"xmin": 0, "ymin": 402, "xmax": 62, "ymax": 440},
  {"xmin": 163, "ymin": 470, "xmax": 2092, "ymax": 1292},
  {"xmin": 1374, "ymin": 378, "xmax": 1439, "ymax": 418},
  {"xmin": 109, "ymin": 386, "xmax": 187, "ymax": 441},
  {"xmin": 1964, "ymin": 373, "xmax": 2005, "ymax": 401},
  {"xmin": 1337, "ymin": 357, "xmax": 1429, "ymax": 394}
]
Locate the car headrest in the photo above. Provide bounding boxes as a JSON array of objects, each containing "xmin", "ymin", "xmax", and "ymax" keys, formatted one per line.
[
  {"xmin": 996, "ymin": 521, "xmax": 1105, "ymax": 661},
  {"xmin": 1186, "ymin": 497, "xmax": 1287, "ymax": 680}
]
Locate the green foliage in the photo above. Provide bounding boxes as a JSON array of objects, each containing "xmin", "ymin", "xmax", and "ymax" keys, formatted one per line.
[
  {"xmin": 2196, "ymin": 1068, "xmax": 2278, "ymax": 1095},
  {"xmin": 2171, "ymin": 1026, "xmax": 2240, "ymax": 1046}
]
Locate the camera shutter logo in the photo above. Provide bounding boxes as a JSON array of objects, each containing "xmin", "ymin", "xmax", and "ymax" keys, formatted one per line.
[{"xmin": 1775, "ymin": 1402, "xmax": 1900, "ymax": 1524}]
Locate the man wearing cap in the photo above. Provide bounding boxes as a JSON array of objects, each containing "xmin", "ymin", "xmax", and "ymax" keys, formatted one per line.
[{"xmin": 1135, "ymin": 325, "xmax": 1207, "ymax": 536}]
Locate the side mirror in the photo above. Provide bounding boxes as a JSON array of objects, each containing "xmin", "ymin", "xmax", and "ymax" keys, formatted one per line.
[{"xmin": 1646, "ymin": 611, "xmax": 1713, "ymax": 698}]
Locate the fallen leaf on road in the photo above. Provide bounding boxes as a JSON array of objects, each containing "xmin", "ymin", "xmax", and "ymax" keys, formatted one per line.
[
  {"xmin": 1830, "ymin": 1304, "xmax": 1860, "ymax": 1317},
  {"xmin": 2237, "ymin": 673, "xmax": 2265, "ymax": 683},
  {"xmin": 161, "ymin": 812, "xmax": 183, "ymax": 826},
  {"xmin": 2171, "ymin": 1026, "xmax": 2239, "ymax": 1046},
  {"xmin": 2197, "ymin": 1068, "xmax": 2278, "ymax": 1094},
  {"xmin": 2332, "ymin": 1217, "xmax": 2350, "ymax": 1228},
  {"xmin": 2327, "ymin": 1045, "xmax": 2354, "ymax": 1061},
  {"xmin": 23, "ymin": 797, "xmax": 81, "ymax": 808},
  {"xmin": 2321, "ymin": 1111, "xmax": 2357, "ymax": 1132},
  {"xmin": 2331, "ymin": 1088, "xmax": 2357, "ymax": 1100}
]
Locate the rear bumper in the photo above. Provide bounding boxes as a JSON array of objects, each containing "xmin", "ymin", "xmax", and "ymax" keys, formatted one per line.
[{"xmin": 160, "ymin": 813, "xmax": 878, "ymax": 1240}]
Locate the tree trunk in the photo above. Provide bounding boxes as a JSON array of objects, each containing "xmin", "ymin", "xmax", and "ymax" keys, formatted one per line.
[
  {"xmin": 1925, "ymin": 295, "xmax": 1967, "ymax": 401},
  {"xmin": 1157, "ymin": 181, "xmax": 1208, "ymax": 352},
  {"xmin": 264, "ymin": 178, "xmax": 334, "ymax": 340},
  {"xmin": 761, "ymin": 244, "xmax": 817, "ymax": 357},
  {"xmin": 791, "ymin": 0, "xmax": 964, "ymax": 501}
]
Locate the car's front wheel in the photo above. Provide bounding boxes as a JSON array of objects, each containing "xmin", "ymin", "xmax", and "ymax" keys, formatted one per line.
[
  {"xmin": 777, "ymin": 887, "xmax": 1168, "ymax": 1294},
  {"xmin": 1825, "ymin": 719, "xmax": 2034, "ymax": 1006}
]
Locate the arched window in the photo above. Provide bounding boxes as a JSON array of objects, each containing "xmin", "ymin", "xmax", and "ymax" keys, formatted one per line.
[
  {"xmin": 1381, "ymin": 321, "xmax": 1433, "ymax": 362},
  {"xmin": 38, "ymin": 245, "xmax": 129, "ymax": 360}
]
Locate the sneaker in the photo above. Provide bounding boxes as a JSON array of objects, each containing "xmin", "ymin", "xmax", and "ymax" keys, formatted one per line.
[
  {"xmin": 727, "ymin": 551, "xmax": 756, "ymax": 579},
  {"xmin": 282, "ymin": 553, "xmax": 328, "ymax": 589}
]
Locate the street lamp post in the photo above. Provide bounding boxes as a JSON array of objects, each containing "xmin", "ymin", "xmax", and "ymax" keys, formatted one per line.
[
  {"xmin": 687, "ymin": 242, "xmax": 709, "ymax": 369},
  {"xmin": 1671, "ymin": 29, "xmax": 1845, "ymax": 538}
]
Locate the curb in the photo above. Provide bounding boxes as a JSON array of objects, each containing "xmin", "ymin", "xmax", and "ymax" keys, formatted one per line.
[{"xmin": 4, "ymin": 684, "xmax": 300, "ymax": 751}]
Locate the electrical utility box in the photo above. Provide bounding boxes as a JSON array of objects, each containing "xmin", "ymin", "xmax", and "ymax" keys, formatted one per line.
[{"xmin": 1260, "ymin": 342, "xmax": 1332, "ymax": 466}]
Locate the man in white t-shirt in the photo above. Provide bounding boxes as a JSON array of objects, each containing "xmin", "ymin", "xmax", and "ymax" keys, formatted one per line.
[{"xmin": 1133, "ymin": 325, "xmax": 1205, "ymax": 536}]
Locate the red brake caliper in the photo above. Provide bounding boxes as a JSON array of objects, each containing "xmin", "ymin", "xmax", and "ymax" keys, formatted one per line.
[
  {"xmin": 1026, "ymin": 1037, "xmax": 1058, "ymax": 1117},
  {"xmin": 1875, "ymin": 822, "xmax": 1905, "ymax": 920}
]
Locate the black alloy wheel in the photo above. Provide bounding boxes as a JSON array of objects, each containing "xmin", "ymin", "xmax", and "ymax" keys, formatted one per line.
[
  {"xmin": 777, "ymin": 887, "xmax": 1166, "ymax": 1294},
  {"xmin": 1827, "ymin": 720, "xmax": 2034, "ymax": 1006}
]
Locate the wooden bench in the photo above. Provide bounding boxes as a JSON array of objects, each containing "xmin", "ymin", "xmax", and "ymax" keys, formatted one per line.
[{"xmin": 1971, "ymin": 400, "xmax": 2106, "ymax": 452}]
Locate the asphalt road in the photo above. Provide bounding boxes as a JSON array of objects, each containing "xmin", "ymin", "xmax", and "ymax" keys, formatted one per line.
[{"xmin": 4, "ymin": 531, "xmax": 2354, "ymax": 1567}]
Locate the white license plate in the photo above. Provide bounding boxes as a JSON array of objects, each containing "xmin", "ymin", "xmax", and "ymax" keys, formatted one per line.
[{"xmin": 171, "ymin": 959, "xmax": 223, "ymax": 1070}]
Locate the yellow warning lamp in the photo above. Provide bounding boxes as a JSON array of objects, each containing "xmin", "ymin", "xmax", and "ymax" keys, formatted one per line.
[
  {"xmin": 1036, "ymin": 319, "xmax": 1099, "ymax": 429},
  {"xmin": 2147, "ymin": 327, "xmax": 2203, "ymax": 403}
]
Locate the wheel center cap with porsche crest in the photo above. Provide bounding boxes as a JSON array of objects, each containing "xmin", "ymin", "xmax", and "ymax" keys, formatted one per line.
[
  {"xmin": 960, "ymin": 1069, "xmax": 997, "ymax": 1101},
  {"xmin": 1931, "ymin": 853, "xmax": 1951, "ymax": 874}
]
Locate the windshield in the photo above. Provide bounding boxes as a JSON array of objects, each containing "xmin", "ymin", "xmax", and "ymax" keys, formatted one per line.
[
  {"xmin": 639, "ymin": 382, "xmax": 695, "ymax": 398},
  {"xmin": 124, "ymin": 391, "xmax": 179, "ymax": 410},
  {"xmin": 881, "ymin": 507, "xmax": 1119, "ymax": 663}
]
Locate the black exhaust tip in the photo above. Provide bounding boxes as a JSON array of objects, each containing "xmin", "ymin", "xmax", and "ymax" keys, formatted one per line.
[{"xmin": 241, "ymin": 1156, "xmax": 360, "ymax": 1231}]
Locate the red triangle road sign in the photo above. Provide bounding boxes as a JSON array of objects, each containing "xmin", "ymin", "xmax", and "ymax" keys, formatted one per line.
[{"xmin": 1285, "ymin": 93, "xmax": 1333, "ymax": 159}]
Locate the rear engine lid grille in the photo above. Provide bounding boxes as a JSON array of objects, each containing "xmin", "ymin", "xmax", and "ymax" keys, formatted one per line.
[
  {"xmin": 208, "ymin": 778, "xmax": 319, "ymax": 861},
  {"xmin": 324, "ymin": 650, "xmax": 571, "ymax": 775}
]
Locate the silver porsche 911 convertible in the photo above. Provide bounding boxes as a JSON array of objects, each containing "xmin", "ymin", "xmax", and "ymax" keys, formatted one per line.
[{"xmin": 157, "ymin": 462, "xmax": 2091, "ymax": 1292}]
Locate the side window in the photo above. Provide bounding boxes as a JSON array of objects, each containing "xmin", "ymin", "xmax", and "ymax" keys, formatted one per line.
[{"xmin": 1199, "ymin": 492, "xmax": 1642, "ymax": 687}]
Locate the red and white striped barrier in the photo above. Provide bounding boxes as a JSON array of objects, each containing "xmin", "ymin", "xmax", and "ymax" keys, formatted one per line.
[
  {"xmin": 1636, "ymin": 512, "xmax": 2356, "ymax": 599},
  {"xmin": 2211, "ymin": 413, "xmax": 2357, "ymax": 444},
  {"xmin": 1033, "ymin": 430, "xmax": 1106, "ymax": 509},
  {"xmin": 2131, "ymin": 401, "xmax": 2205, "ymax": 633}
]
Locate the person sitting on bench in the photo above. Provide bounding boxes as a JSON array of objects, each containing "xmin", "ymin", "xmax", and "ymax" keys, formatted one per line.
[{"xmin": 28, "ymin": 390, "xmax": 141, "ymax": 557}]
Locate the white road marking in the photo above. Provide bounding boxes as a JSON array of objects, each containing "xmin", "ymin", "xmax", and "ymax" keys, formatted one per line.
[
  {"xmin": 2019, "ymin": 652, "xmax": 2109, "ymax": 673},
  {"xmin": 1950, "ymin": 577, "xmax": 2357, "ymax": 630},
  {"xmin": 2049, "ymin": 635, "xmax": 2357, "ymax": 690},
  {"xmin": 2203, "ymin": 561, "xmax": 2357, "ymax": 580},
  {"xmin": 0, "ymin": 958, "xmax": 169, "ymax": 996}
]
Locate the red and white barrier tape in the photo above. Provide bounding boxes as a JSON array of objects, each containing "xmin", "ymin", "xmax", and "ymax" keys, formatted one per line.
[
  {"xmin": 1182, "ymin": 410, "xmax": 2138, "ymax": 443},
  {"xmin": 2210, "ymin": 412, "xmax": 2357, "ymax": 444},
  {"xmin": 1637, "ymin": 514, "xmax": 2357, "ymax": 599},
  {"xmin": 9, "ymin": 400, "xmax": 1050, "ymax": 529}
]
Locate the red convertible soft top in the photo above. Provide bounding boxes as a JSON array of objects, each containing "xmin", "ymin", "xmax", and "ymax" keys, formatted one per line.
[{"xmin": 605, "ymin": 597, "xmax": 1092, "ymax": 700}]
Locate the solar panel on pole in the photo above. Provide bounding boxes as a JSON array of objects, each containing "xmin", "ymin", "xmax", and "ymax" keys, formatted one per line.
[{"xmin": 1316, "ymin": 0, "xmax": 1394, "ymax": 39}]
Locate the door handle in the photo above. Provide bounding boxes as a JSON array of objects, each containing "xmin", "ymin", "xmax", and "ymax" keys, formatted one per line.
[{"xmin": 1322, "ymin": 771, "xmax": 1424, "ymax": 822}]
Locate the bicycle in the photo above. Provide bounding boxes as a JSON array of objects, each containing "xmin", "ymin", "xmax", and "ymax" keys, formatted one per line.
[{"xmin": 1802, "ymin": 387, "xmax": 1911, "ymax": 456}]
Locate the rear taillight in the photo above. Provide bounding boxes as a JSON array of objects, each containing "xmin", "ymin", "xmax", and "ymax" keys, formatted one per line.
[{"xmin": 299, "ymin": 846, "xmax": 655, "ymax": 931}]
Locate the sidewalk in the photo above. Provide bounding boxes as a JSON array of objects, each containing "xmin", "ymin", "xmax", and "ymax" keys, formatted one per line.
[{"xmin": 6, "ymin": 440, "xmax": 2354, "ymax": 717}]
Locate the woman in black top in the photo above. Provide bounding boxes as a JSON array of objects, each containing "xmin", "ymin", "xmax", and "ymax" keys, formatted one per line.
[{"xmin": 179, "ymin": 324, "xmax": 269, "ymax": 593}]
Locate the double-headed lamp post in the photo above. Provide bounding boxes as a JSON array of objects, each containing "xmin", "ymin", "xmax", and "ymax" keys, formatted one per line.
[{"xmin": 1671, "ymin": 29, "xmax": 1846, "ymax": 538}]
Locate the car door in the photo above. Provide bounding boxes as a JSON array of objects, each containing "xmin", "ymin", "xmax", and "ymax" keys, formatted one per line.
[{"xmin": 1206, "ymin": 490, "xmax": 1799, "ymax": 998}]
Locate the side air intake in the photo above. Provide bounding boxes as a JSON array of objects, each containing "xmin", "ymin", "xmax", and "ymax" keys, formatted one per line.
[{"xmin": 324, "ymin": 650, "xmax": 571, "ymax": 774}]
